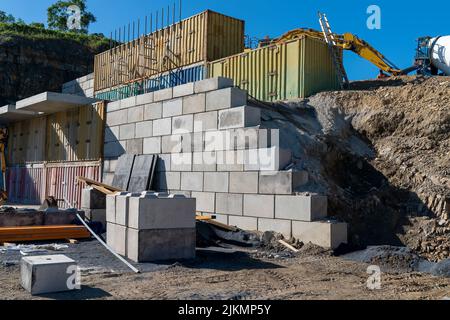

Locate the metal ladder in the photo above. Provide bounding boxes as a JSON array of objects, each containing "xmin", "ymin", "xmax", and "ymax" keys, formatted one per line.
[{"xmin": 318, "ymin": 12, "xmax": 349, "ymax": 89}]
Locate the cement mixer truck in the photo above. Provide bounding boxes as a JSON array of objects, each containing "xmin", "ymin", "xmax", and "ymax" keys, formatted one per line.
[{"xmin": 415, "ymin": 36, "xmax": 450, "ymax": 76}]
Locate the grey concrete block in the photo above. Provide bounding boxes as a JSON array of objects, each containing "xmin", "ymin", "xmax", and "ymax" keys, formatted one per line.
[
  {"xmin": 127, "ymin": 106, "xmax": 144, "ymax": 123},
  {"xmin": 156, "ymin": 171, "xmax": 181, "ymax": 190},
  {"xmin": 203, "ymin": 172, "xmax": 229, "ymax": 193},
  {"xmin": 244, "ymin": 194, "xmax": 274, "ymax": 218},
  {"xmin": 107, "ymin": 109, "xmax": 128, "ymax": 126},
  {"xmin": 275, "ymin": 195, "xmax": 328, "ymax": 221},
  {"xmin": 81, "ymin": 187, "xmax": 106, "ymax": 209},
  {"xmin": 244, "ymin": 147, "xmax": 292, "ymax": 171},
  {"xmin": 206, "ymin": 87, "xmax": 248, "ymax": 111},
  {"xmin": 162, "ymin": 135, "xmax": 182, "ymax": 153},
  {"xmin": 172, "ymin": 114, "xmax": 194, "ymax": 133},
  {"xmin": 144, "ymin": 102, "xmax": 162, "ymax": 120},
  {"xmin": 181, "ymin": 172, "xmax": 204, "ymax": 191},
  {"xmin": 218, "ymin": 106, "xmax": 260, "ymax": 130},
  {"xmin": 171, "ymin": 153, "xmax": 192, "ymax": 171},
  {"xmin": 216, "ymin": 193, "xmax": 243, "ymax": 216},
  {"xmin": 105, "ymin": 125, "xmax": 120, "ymax": 142},
  {"xmin": 136, "ymin": 92, "xmax": 154, "ymax": 105},
  {"xmin": 135, "ymin": 121, "xmax": 153, "ymax": 138},
  {"xmin": 192, "ymin": 151, "xmax": 217, "ymax": 171},
  {"xmin": 128, "ymin": 194, "xmax": 196, "ymax": 229},
  {"xmin": 107, "ymin": 223, "xmax": 127, "ymax": 256},
  {"xmin": 154, "ymin": 87, "xmax": 173, "ymax": 102},
  {"xmin": 180, "ymin": 132, "xmax": 203, "ymax": 153},
  {"xmin": 258, "ymin": 218, "xmax": 292, "ymax": 239},
  {"xmin": 107, "ymin": 100, "xmax": 121, "ymax": 112},
  {"xmin": 292, "ymin": 220, "xmax": 348, "ymax": 249},
  {"xmin": 183, "ymin": 93, "xmax": 206, "ymax": 114},
  {"xmin": 143, "ymin": 137, "xmax": 161, "ymax": 154},
  {"xmin": 156, "ymin": 154, "xmax": 171, "ymax": 172},
  {"xmin": 191, "ymin": 191, "xmax": 215, "ymax": 213},
  {"xmin": 194, "ymin": 77, "xmax": 234, "ymax": 93},
  {"xmin": 119, "ymin": 123, "xmax": 135, "ymax": 140},
  {"xmin": 194, "ymin": 110, "xmax": 218, "ymax": 132},
  {"xmin": 228, "ymin": 215, "xmax": 257, "ymax": 231},
  {"xmin": 116, "ymin": 193, "xmax": 139, "ymax": 226},
  {"xmin": 126, "ymin": 138, "xmax": 143, "ymax": 155},
  {"xmin": 121, "ymin": 96, "xmax": 137, "ymax": 109},
  {"xmin": 173, "ymin": 82, "xmax": 195, "ymax": 98},
  {"xmin": 0, "ymin": 211, "xmax": 44, "ymax": 227},
  {"xmin": 153, "ymin": 118, "xmax": 172, "ymax": 136},
  {"xmin": 217, "ymin": 150, "xmax": 244, "ymax": 171},
  {"xmin": 259, "ymin": 171, "xmax": 308, "ymax": 195},
  {"xmin": 204, "ymin": 131, "xmax": 229, "ymax": 152},
  {"xmin": 229, "ymin": 172, "xmax": 258, "ymax": 194},
  {"xmin": 127, "ymin": 228, "xmax": 196, "ymax": 262},
  {"xmin": 84, "ymin": 209, "xmax": 106, "ymax": 228},
  {"xmin": 21, "ymin": 255, "xmax": 77, "ymax": 295},
  {"xmin": 162, "ymin": 98, "xmax": 183, "ymax": 117}
]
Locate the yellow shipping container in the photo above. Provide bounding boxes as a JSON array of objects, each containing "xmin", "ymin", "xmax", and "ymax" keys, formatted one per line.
[
  {"xmin": 208, "ymin": 36, "xmax": 341, "ymax": 101},
  {"xmin": 94, "ymin": 10, "xmax": 245, "ymax": 92}
]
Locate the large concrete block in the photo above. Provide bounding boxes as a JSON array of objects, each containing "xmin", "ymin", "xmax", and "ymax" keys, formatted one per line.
[
  {"xmin": 144, "ymin": 102, "xmax": 163, "ymax": 120},
  {"xmin": 191, "ymin": 191, "xmax": 215, "ymax": 213},
  {"xmin": 107, "ymin": 223, "xmax": 127, "ymax": 256},
  {"xmin": 203, "ymin": 172, "xmax": 229, "ymax": 193},
  {"xmin": 143, "ymin": 137, "xmax": 161, "ymax": 154},
  {"xmin": 217, "ymin": 150, "xmax": 244, "ymax": 171},
  {"xmin": 156, "ymin": 154, "xmax": 171, "ymax": 172},
  {"xmin": 180, "ymin": 172, "xmax": 204, "ymax": 192},
  {"xmin": 156, "ymin": 171, "xmax": 181, "ymax": 190},
  {"xmin": 216, "ymin": 193, "xmax": 243, "ymax": 216},
  {"xmin": 206, "ymin": 87, "xmax": 247, "ymax": 111},
  {"xmin": 171, "ymin": 153, "xmax": 192, "ymax": 171},
  {"xmin": 136, "ymin": 92, "xmax": 154, "ymax": 105},
  {"xmin": 0, "ymin": 211, "xmax": 44, "ymax": 227},
  {"xmin": 128, "ymin": 194, "xmax": 196, "ymax": 229},
  {"xmin": 162, "ymin": 135, "xmax": 182, "ymax": 153},
  {"xmin": 228, "ymin": 215, "xmax": 257, "ymax": 231},
  {"xmin": 126, "ymin": 138, "xmax": 143, "ymax": 155},
  {"xmin": 192, "ymin": 151, "xmax": 217, "ymax": 171},
  {"xmin": 135, "ymin": 121, "xmax": 153, "ymax": 139},
  {"xmin": 232, "ymin": 128, "xmax": 273, "ymax": 150},
  {"xmin": 162, "ymin": 98, "xmax": 183, "ymax": 118},
  {"xmin": 259, "ymin": 171, "xmax": 308, "ymax": 195},
  {"xmin": 204, "ymin": 131, "xmax": 229, "ymax": 152},
  {"xmin": 244, "ymin": 194, "xmax": 275, "ymax": 218},
  {"xmin": 21, "ymin": 255, "xmax": 77, "ymax": 295},
  {"xmin": 127, "ymin": 106, "xmax": 144, "ymax": 123},
  {"xmin": 258, "ymin": 218, "xmax": 292, "ymax": 239},
  {"xmin": 194, "ymin": 77, "xmax": 234, "ymax": 93},
  {"xmin": 107, "ymin": 109, "xmax": 128, "ymax": 126},
  {"xmin": 292, "ymin": 220, "xmax": 348, "ymax": 249},
  {"xmin": 173, "ymin": 82, "xmax": 195, "ymax": 98},
  {"xmin": 153, "ymin": 118, "xmax": 172, "ymax": 136},
  {"xmin": 84, "ymin": 209, "xmax": 106, "ymax": 228},
  {"xmin": 81, "ymin": 187, "xmax": 106, "ymax": 209},
  {"xmin": 183, "ymin": 93, "xmax": 206, "ymax": 114},
  {"xmin": 120, "ymin": 96, "xmax": 137, "ymax": 109},
  {"xmin": 154, "ymin": 87, "xmax": 173, "ymax": 102},
  {"xmin": 172, "ymin": 114, "xmax": 194, "ymax": 133},
  {"xmin": 229, "ymin": 172, "xmax": 258, "ymax": 194},
  {"xmin": 119, "ymin": 123, "xmax": 136, "ymax": 140},
  {"xmin": 116, "ymin": 193, "xmax": 141, "ymax": 226},
  {"xmin": 244, "ymin": 147, "xmax": 292, "ymax": 171},
  {"xmin": 194, "ymin": 110, "xmax": 218, "ymax": 132},
  {"xmin": 127, "ymin": 228, "xmax": 196, "ymax": 262},
  {"xmin": 275, "ymin": 195, "xmax": 328, "ymax": 221},
  {"xmin": 218, "ymin": 106, "xmax": 260, "ymax": 130}
]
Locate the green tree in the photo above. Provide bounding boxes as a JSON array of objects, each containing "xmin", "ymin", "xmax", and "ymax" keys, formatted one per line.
[
  {"xmin": 47, "ymin": 0, "xmax": 96, "ymax": 33},
  {"xmin": 0, "ymin": 10, "xmax": 16, "ymax": 23}
]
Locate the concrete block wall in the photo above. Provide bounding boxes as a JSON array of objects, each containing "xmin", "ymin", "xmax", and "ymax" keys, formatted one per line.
[
  {"xmin": 62, "ymin": 73, "xmax": 95, "ymax": 98},
  {"xmin": 102, "ymin": 77, "xmax": 348, "ymax": 249}
]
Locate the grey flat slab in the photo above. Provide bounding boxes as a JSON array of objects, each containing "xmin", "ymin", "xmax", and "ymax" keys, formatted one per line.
[
  {"xmin": 112, "ymin": 154, "xmax": 136, "ymax": 191},
  {"xmin": 128, "ymin": 155, "xmax": 156, "ymax": 192},
  {"xmin": 15, "ymin": 92, "xmax": 98, "ymax": 114},
  {"xmin": 0, "ymin": 104, "xmax": 39, "ymax": 124}
]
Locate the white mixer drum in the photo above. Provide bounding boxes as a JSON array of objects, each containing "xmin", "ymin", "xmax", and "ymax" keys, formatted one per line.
[{"xmin": 429, "ymin": 36, "xmax": 450, "ymax": 75}]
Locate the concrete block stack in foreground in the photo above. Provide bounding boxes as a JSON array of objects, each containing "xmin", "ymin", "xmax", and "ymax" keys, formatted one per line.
[
  {"xmin": 106, "ymin": 192, "xmax": 196, "ymax": 262},
  {"xmin": 81, "ymin": 187, "xmax": 106, "ymax": 229}
]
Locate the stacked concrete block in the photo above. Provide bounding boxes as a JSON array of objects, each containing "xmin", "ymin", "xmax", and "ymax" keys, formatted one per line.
[
  {"xmin": 106, "ymin": 192, "xmax": 196, "ymax": 262},
  {"xmin": 102, "ymin": 77, "xmax": 348, "ymax": 249},
  {"xmin": 61, "ymin": 73, "xmax": 94, "ymax": 98},
  {"xmin": 81, "ymin": 187, "xmax": 106, "ymax": 229}
]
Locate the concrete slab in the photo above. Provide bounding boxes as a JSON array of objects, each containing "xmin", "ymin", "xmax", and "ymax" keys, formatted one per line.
[
  {"xmin": 111, "ymin": 154, "xmax": 135, "ymax": 191},
  {"xmin": 16, "ymin": 92, "xmax": 98, "ymax": 114},
  {"xmin": 0, "ymin": 104, "xmax": 39, "ymax": 124},
  {"xmin": 128, "ymin": 155, "xmax": 156, "ymax": 192}
]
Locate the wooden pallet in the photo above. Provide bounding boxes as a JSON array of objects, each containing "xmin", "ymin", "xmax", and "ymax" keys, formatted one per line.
[{"xmin": 0, "ymin": 225, "xmax": 91, "ymax": 242}]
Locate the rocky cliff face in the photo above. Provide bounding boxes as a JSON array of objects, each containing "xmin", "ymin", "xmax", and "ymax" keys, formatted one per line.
[{"xmin": 0, "ymin": 34, "xmax": 107, "ymax": 105}]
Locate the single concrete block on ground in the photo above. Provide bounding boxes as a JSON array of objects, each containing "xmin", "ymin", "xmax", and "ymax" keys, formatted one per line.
[
  {"xmin": 135, "ymin": 120, "xmax": 153, "ymax": 138},
  {"xmin": 127, "ymin": 228, "xmax": 196, "ymax": 262},
  {"xmin": 218, "ymin": 105, "xmax": 260, "ymax": 130},
  {"xmin": 144, "ymin": 102, "xmax": 162, "ymax": 120},
  {"xmin": 173, "ymin": 82, "xmax": 195, "ymax": 98},
  {"xmin": 292, "ymin": 220, "xmax": 348, "ymax": 249},
  {"xmin": 275, "ymin": 195, "xmax": 328, "ymax": 221},
  {"xmin": 194, "ymin": 77, "xmax": 234, "ymax": 93},
  {"xmin": 156, "ymin": 171, "xmax": 181, "ymax": 190},
  {"xmin": 203, "ymin": 172, "xmax": 229, "ymax": 193},
  {"xmin": 215, "ymin": 193, "xmax": 243, "ymax": 216},
  {"xmin": 143, "ymin": 137, "xmax": 161, "ymax": 154},
  {"xmin": 257, "ymin": 218, "xmax": 292, "ymax": 239},
  {"xmin": 128, "ymin": 194, "xmax": 196, "ymax": 229},
  {"xmin": 162, "ymin": 98, "xmax": 183, "ymax": 118},
  {"xmin": 243, "ymin": 194, "xmax": 275, "ymax": 218},
  {"xmin": 192, "ymin": 151, "xmax": 217, "ymax": 171},
  {"xmin": 259, "ymin": 171, "xmax": 308, "ymax": 195},
  {"xmin": 136, "ymin": 92, "xmax": 154, "ymax": 105},
  {"xmin": 154, "ymin": 88, "xmax": 173, "ymax": 102},
  {"xmin": 194, "ymin": 110, "xmax": 217, "ymax": 132},
  {"xmin": 229, "ymin": 172, "xmax": 259, "ymax": 194},
  {"xmin": 119, "ymin": 123, "xmax": 135, "ymax": 140},
  {"xmin": 183, "ymin": 93, "xmax": 206, "ymax": 114},
  {"xmin": 171, "ymin": 153, "xmax": 192, "ymax": 171},
  {"xmin": 21, "ymin": 255, "xmax": 77, "ymax": 295},
  {"xmin": 191, "ymin": 191, "xmax": 215, "ymax": 213},
  {"xmin": 172, "ymin": 114, "xmax": 194, "ymax": 133},
  {"xmin": 152, "ymin": 118, "xmax": 172, "ymax": 136},
  {"xmin": 244, "ymin": 147, "xmax": 292, "ymax": 171},
  {"xmin": 181, "ymin": 172, "xmax": 204, "ymax": 192},
  {"xmin": 81, "ymin": 187, "xmax": 106, "ymax": 209},
  {"xmin": 228, "ymin": 215, "xmax": 257, "ymax": 231}
]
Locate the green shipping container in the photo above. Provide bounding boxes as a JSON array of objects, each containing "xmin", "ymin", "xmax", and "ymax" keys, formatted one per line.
[{"xmin": 208, "ymin": 36, "xmax": 341, "ymax": 101}]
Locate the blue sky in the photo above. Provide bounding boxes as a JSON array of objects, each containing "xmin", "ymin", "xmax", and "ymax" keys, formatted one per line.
[{"xmin": 1, "ymin": 0, "xmax": 449, "ymax": 80}]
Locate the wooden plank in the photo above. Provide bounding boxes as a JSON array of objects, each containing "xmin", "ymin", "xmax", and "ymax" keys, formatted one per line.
[
  {"xmin": 206, "ymin": 219, "xmax": 238, "ymax": 232},
  {"xmin": 196, "ymin": 215, "xmax": 214, "ymax": 221},
  {"xmin": 0, "ymin": 225, "xmax": 91, "ymax": 242},
  {"xmin": 77, "ymin": 176, "xmax": 123, "ymax": 192}
]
